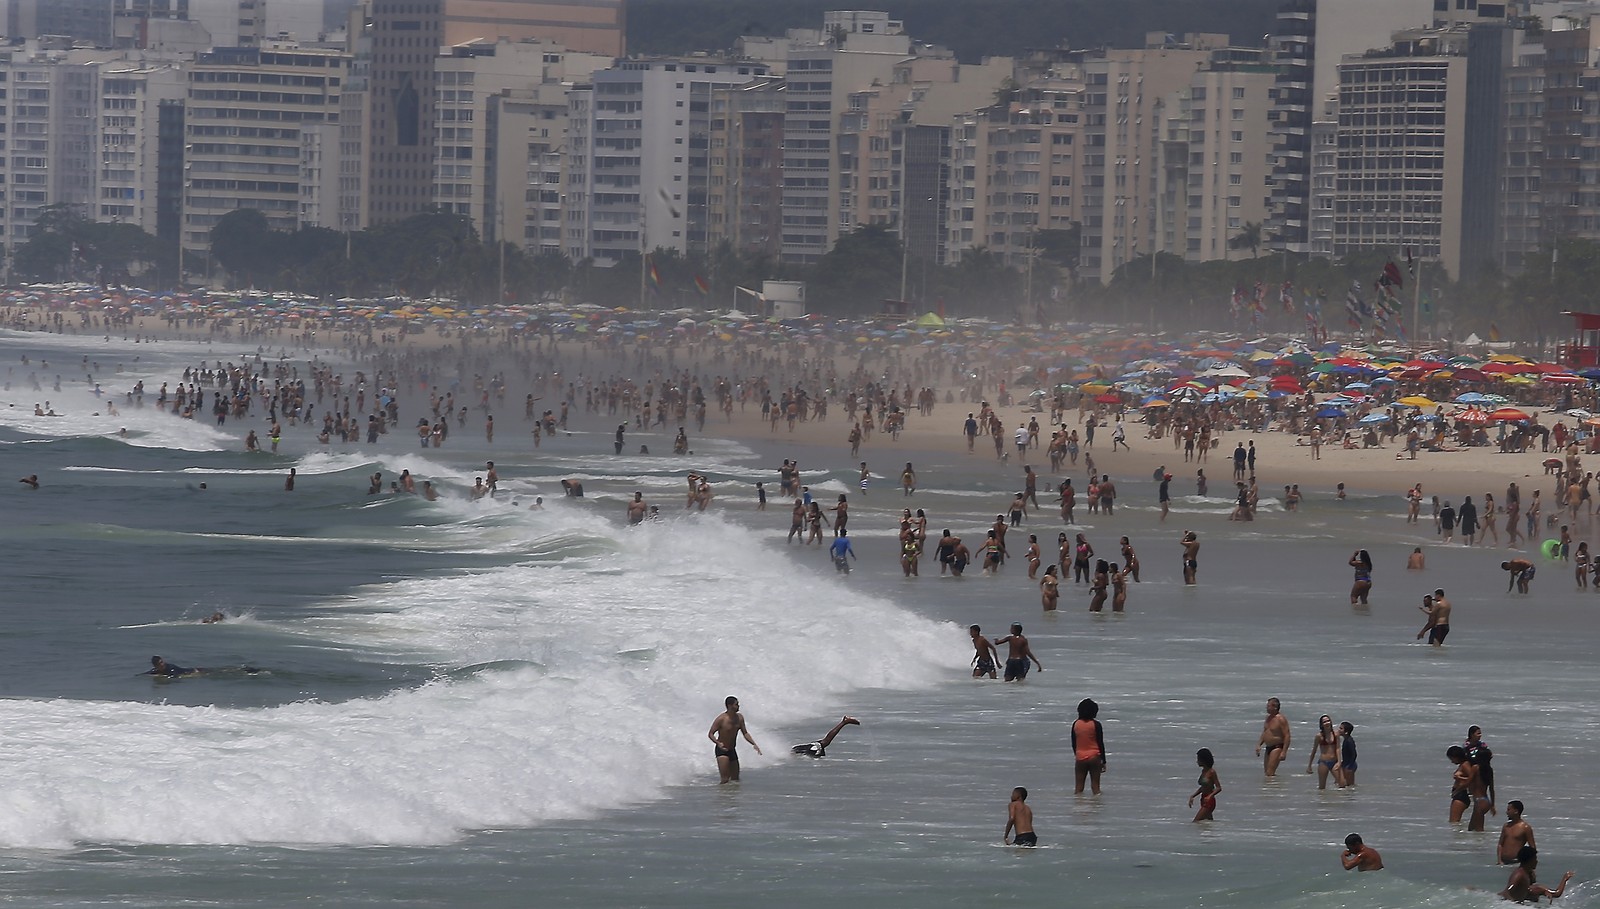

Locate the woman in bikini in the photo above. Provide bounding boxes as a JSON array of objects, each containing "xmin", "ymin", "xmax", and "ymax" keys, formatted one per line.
[
  {"xmin": 1039, "ymin": 565, "xmax": 1059, "ymax": 611},
  {"xmin": 1119, "ymin": 536, "xmax": 1140, "ymax": 582},
  {"xmin": 1189, "ymin": 748, "xmax": 1221, "ymax": 822},
  {"xmin": 1447, "ymin": 745, "xmax": 1478, "ymax": 825},
  {"xmin": 1089, "ymin": 559, "xmax": 1109, "ymax": 612},
  {"xmin": 1024, "ymin": 534, "xmax": 1041, "ymax": 579},
  {"xmin": 1073, "ymin": 534, "xmax": 1094, "ymax": 584},
  {"xmin": 1305, "ymin": 714, "xmax": 1342, "ymax": 790},
  {"xmin": 1110, "ymin": 562, "xmax": 1128, "ymax": 612},
  {"xmin": 1349, "ymin": 549, "xmax": 1373, "ymax": 605}
]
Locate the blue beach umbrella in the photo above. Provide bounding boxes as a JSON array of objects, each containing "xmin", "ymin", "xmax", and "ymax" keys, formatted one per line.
[{"xmin": 1358, "ymin": 413, "xmax": 1391, "ymax": 425}]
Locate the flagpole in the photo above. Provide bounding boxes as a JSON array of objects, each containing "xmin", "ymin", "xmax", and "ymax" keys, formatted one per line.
[{"xmin": 1412, "ymin": 256, "xmax": 1422, "ymax": 347}]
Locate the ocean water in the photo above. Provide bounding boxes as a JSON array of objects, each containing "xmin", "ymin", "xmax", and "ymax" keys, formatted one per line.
[{"xmin": 0, "ymin": 330, "xmax": 1597, "ymax": 907}]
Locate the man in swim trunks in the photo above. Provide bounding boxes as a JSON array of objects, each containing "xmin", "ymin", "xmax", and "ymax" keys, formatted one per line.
[
  {"xmin": 937, "ymin": 530, "xmax": 960, "ymax": 575},
  {"xmin": 1503, "ymin": 559, "xmax": 1536, "ymax": 594},
  {"xmin": 1427, "ymin": 588, "xmax": 1452, "ymax": 645},
  {"xmin": 1255, "ymin": 697, "xmax": 1291, "ymax": 777},
  {"xmin": 791, "ymin": 716, "xmax": 860, "ymax": 757},
  {"xmin": 627, "ymin": 491, "xmax": 648, "ymax": 525},
  {"xmin": 993, "ymin": 623, "xmax": 1043, "ymax": 681},
  {"xmin": 970, "ymin": 624, "xmax": 999, "ymax": 678},
  {"xmin": 1004, "ymin": 786, "xmax": 1036, "ymax": 846},
  {"xmin": 708, "ymin": 695, "xmax": 762, "ymax": 783},
  {"xmin": 1499, "ymin": 800, "xmax": 1537, "ymax": 865}
]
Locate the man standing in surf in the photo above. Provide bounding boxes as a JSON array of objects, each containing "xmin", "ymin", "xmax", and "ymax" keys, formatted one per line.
[
  {"xmin": 708, "ymin": 696, "xmax": 762, "ymax": 783},
  {"xmin": 1255, "ymin": 698, "xmax": 1291, "ymax": 777}
]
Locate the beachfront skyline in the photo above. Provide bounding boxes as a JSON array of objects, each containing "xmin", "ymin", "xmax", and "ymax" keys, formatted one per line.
[{"xmin": 0, "ymin": 1, "xmax": 1590, "ymax": 335}]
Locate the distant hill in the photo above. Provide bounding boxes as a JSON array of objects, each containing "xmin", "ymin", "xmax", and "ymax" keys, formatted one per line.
[{"xmin": 625, "ymin": 0, "xmax": 1280, "ymax": 61}]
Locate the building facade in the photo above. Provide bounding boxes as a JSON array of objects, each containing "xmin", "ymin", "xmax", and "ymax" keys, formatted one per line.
[
  {"xmin": 182, "ymin": 45, "xmax": 347, "ymax": 259},
  {"xmin": 564, "ymin": 56, "xmax": 768, "ymax": 266}
]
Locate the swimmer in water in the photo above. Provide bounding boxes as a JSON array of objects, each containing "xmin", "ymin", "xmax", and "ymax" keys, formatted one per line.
[
  {"xmin": 1339, "ymin": 833, "xmax": 1384, "ymax": 871},
  {"xmin": 200, "ymin": 612, "xmax": 226, "ymax": 624},
  {"xmin": 1499, "ymin": 846, "xmax": 1573, "ymax": 903},
  {"xmin": 791, "ymin": 716, "xmax": 860, "ymax": 757},
  {"xmin": 18, "ymin": 474, "xmax": 38, "ymax": 489},
  {"xmin": 1003, "ymin": 786, "xmax": 1036, "ymax": 846},
  {"xmin": 147, "ymin": 656, "xmax": 199, "ymax": 677}
]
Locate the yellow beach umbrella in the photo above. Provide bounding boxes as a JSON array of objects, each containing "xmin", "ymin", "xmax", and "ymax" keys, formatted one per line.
[{"xmin": 1397, "ymin": 395, "xmax": 1436, "ymax": 408}]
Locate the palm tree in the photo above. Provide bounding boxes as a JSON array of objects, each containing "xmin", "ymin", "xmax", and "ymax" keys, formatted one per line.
[{"xmin": 1228, "ymin": 221, "xmax": 1263, "ymax": 259}]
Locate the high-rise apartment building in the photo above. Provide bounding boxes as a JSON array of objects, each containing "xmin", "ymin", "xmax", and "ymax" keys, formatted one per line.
[
  {"xmin": 486, "ymin": 81, "xmax": 570, "ymax": 254},
  {"xmin": 182, "ymin": 45, "xmax": 347, "ymax": 257},
  {"xmin": 1541, "ymin": 20, "xmax": 1600, "ymax": 244},
  {"xmin": 1178, "ymin": 59, "xmax": 1276, "ymax": 263},
  {"xmin": 762, "ymin": 12, "xmax": 914, "ymax": 264},
  {"xmin": 945, "ymin": 74, "xmax": 1087, "ymax": 269},
  {"xmin": 431, "ymin": 39, "xmax": 605, "ymax": 239},
  {"xmin": 363, "ymin": 0, "xmax": 621, "ymax": 227},
  {"xmin": 564, "ymin": 56, "xmax": 768, "ymax": 265},
  {"xmin": 707, "ymin": 77, "xmax": 786, "ymax": 260},
  {"xmin": 96, "ymin": 62, "xmax": 187, "ymax": 233},
  {"xmin": 1267, "ymin": 0, "xmax": 1437, "ymax": 256},
  {"xmin": 1322, "ymin": 21, "xmax": 1518, "ymax": 279},
  {"xmin": 0, "ymin": 45, "xmax": 119, "ymax": 255},
  {"xmin": 1078, "ymin": 35, "xmax": 1227, "ymax": 282}
]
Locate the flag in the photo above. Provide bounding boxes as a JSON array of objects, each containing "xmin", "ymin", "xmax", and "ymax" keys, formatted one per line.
[
  {"xmin": 693, "ymin": 274, "xmax": 710, "ymax": 295},
  {"xmin": 1382, "ymin": 260, "xmax": 1404, "ymax": 290},
  {"xmin": 1489, "ymin": 323, "xmax": 1502, "ymax": 342},
  {"xmin": 1345, "ymin": 281, "xmax": 1365, "ymax": 330},
  {"xmin": 1252, "ymin": 280, "xmax": 1266, "ymax": 313},
  {"xmin": 648, "ymin": 256, "xmax": 662, "ymax": 287},
  {"xmin": 1405, "ymin": 248, "xmax": 1416, "ymax": 279},
  {"xmin": 1230, "ymin": 286, "xmax": 1244, "ymax": 320},
  {"xmin": 1280, "ymin": 280, "xmax": 1294, "ymax": 314}
]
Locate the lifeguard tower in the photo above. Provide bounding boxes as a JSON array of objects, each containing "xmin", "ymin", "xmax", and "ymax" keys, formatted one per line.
[
  {"xmin": 736, "ymin": 281, "xmax": 807, "ymax": 319},
  {"xmin": 1559, "ymin": 311, "xmax": 1600, "ymax": 368}
]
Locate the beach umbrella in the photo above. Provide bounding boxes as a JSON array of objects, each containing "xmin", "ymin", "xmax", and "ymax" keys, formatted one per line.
[
  {"xmin": 1489, "ymin": 407, "xmax": 1530, "ymax": 422},
  {"xmin": 1344, "ymin": 382, "xmax": 1372, "ymax": 390},
  {"xmin": 1316, "ymin": 405, "xmax": 1346, "ymax": 418},
  {"xmin": 1454, "ymin": 409, "xmax": 1490, "ymax": 425},
  {"xmin": 1359, "ymin": 413, "xmax": 1391, "ymax": 425},
  {"xmin": 1397, "ymin": 396, "xmax": 1436, "ymax": 408},
  {"xmin": 1455, "ymin": 392, "xmax": 1491, "ymax": 404},
  {"xmin": 1095, "ymin": 393, "xmax": 1122, "ymax": 404},
  {"xmin": 1568, "ymin": 409, "xmax": 1593, "ymax": 419},
  {"xmin": 1543, "ymin": 374, "xmax": 1587, "ymax": 385},
  {"xmin": 1143, "ymin": 398, "xmax": 1170, "ymax": 408}
]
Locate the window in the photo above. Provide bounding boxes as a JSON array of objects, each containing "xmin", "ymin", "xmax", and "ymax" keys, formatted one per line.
[{"xmin": 1232, "ymin": 87, "xmax": 1245, "ymax": 99}]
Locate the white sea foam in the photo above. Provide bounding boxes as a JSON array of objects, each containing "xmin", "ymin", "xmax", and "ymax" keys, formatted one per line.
[
  {"xmin": 0, "ymin": 510, "xmax": 962, "ymax": 849},
  {"xmin": 0, "ymin": 398, "xmax": 233, "ymax": 451}
]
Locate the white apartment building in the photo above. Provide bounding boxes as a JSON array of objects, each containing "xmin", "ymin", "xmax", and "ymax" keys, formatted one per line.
[
  {"xmin": 1179, "ymin": 62, "xmax": 1275, "ymax": 262},
  {"xmin": 564, "ymin": 56, "xmax": 769, "ymax": 266},
  {"xmin": 0, "ymin": 43, "xmax": 134, "ymax": 267},
  {"xmin": 96, "ymin": 62, "xmax": 187, "ymax": 233},
  {"xmin": 431, "ymin": 39, "xmax": 606, "ymax": 241},
  {"xmin": 486, "ymin": 82, "xmax": 570, "ymax": 255},
  {"xmin": 1079, "ymin": 38, "xmax": 1225, "ymax": 281},
  {"xmin": 182, "ymin": 44, "xmax": 347, "ymax": 257},
  {"xmin": 756, "ymin": 14, "xmax": 915, "ymax": 264}
]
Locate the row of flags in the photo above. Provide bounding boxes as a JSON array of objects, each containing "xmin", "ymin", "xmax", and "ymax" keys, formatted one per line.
[
  {"xmin": 1229, "ymin": 251, "xmax": 1441, "ymax": 342},
  {"xmin": 645, "ymin": 253, "xmax": 712, "ymax": 296}
]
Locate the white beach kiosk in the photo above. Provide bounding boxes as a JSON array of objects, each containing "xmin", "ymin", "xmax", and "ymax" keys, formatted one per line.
[{"xmin": 735, "ymin": 280, "xmax": 807, "ymax": 319}]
